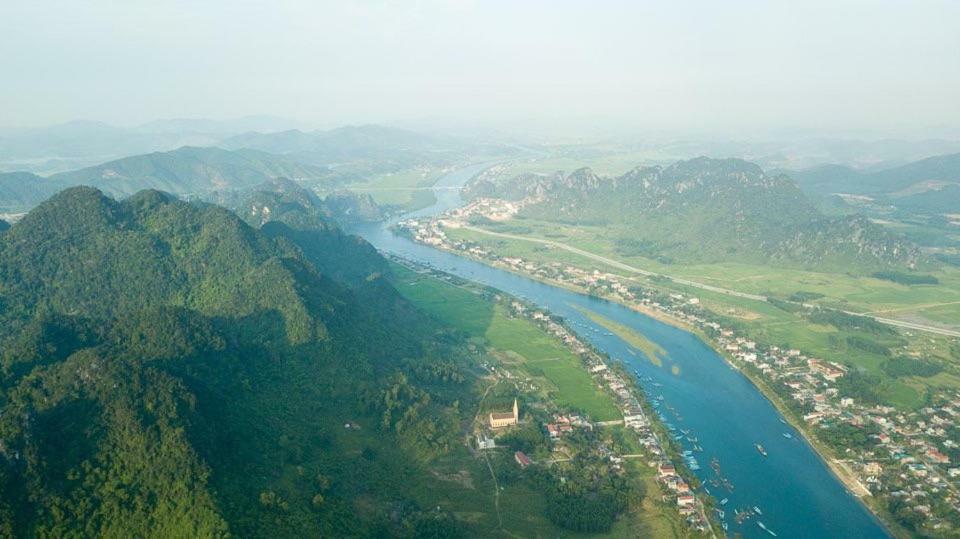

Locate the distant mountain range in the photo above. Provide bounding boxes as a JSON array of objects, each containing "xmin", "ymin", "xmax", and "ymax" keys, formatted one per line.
[
  {"xmin": 466, "ymin": 157, "xmax": 924, "ymax": 272},
  {"xmin": 0, "ymin": 147, "xmax": 342, "ymax": 212},
  {"xmin": 219, "ymin": 124, "xmax": 478, "ymax": 172},
  {"xmin": 786, "ymin": 152, "xmax": 960, "ymax": 217},
  {"xmin": 0, "ymin": 117, "xmax": 305, "ymax": 174},
  {"xmin": 788, "ymin": 152, "xmax": 960, "ymax": 196}
]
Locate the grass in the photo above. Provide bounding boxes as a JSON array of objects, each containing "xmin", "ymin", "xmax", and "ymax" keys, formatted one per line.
[
  {"xmin": 576, "ymin": 307, "xmax": 667, "ymax": 367},
  {"xmin": 486, "ymin": 306, "xmax": 622, "ymax": 421},
  {"xmin": 390, "ymin": 263, "xmax": 494, "ymax": 335},
  {"xmin": 391, "ymin": 263, "xmax": 621, "ymax": 421},
  {"xmin": 442, "ymin": 225, "xmax": 951, "ymax": 410},
  {"xmin": 340, "ymin": 167, "xmax": 440, "ymax": 210},
  {"xmin": 388, "ymin": 262, "xmax": 679, "ymax": 535}
]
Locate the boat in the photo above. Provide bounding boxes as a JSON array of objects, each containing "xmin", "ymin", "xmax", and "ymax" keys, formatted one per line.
[
  {"xmin": 715, "ymin": 509, "xmax": 724, "ymax": 518},
  {"xmin": 754, "ymin": 506, "xmax": 762, "ymax": 515},
  {"xmin": 778, "ymin": 418, "xmax": 786, "ymax": 424},
  {"xmin": 758, "ymin": 521, "xmax": 777, "ymax": 536},
  {"xmin": 782, "ymin": 432, "xmax": 792, "ymax": 439},
  {"xmin": 720, "ymin": 498, "xmax": 728, "ymax": 505},
  {"xmin": 755, "ymin": 443, "xmax": 768, "ymax": 457},
  {"xmin": 722, "ymin": 522, "xmax": 728, "ymax": 532}
]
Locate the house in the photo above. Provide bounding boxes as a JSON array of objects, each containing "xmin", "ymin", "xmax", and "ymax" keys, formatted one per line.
[
  {"xmin": 476, "ymin": 434, "xmax": 496, "ymax": 450},
  {"xmin": 926, "ymin": 448, "xmax": 950, "ymax": 465},
  {"xmin": 514, "ymin": 451, "xmax": 532, "ymax": 468},
  {"xmin": 489, "ymin": 399, "xmax": 519, "ymax": 428},
  {"xmin": 658, "ymin": 463, "xmax": 676, "ymax": 478}
]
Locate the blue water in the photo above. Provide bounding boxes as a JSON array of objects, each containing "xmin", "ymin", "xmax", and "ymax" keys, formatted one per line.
[{"xmin": 349, "ymin": 163, "xmax": 889, "ymax": 538}]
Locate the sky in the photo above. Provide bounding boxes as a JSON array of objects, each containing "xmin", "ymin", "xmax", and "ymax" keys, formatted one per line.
[{"xmin": 2, "ymin": 0, "xmax": 959, "ymax": 136}]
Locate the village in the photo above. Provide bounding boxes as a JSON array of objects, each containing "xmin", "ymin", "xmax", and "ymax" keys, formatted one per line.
[
  {"xmin": 471, "ymin": 293, "xmax": 716, "ymax": 534},
  {"xmin": 398, "ymin": 213, "xmax": 960, "ymax": 534}
]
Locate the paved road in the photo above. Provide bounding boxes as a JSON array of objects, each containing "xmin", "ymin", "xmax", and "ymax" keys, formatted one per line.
[{"xmin": 461, "ymin": 225, "xmax": 960, "ymax": 338}]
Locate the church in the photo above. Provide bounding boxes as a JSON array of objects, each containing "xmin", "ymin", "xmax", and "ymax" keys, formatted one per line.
[{"xmin": 489, "ymin": 399, "xmax": 519, "ymax": 428}]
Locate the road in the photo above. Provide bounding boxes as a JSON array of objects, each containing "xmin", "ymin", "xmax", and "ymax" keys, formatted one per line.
[{"xmin": 460, "ymin": 225, "xmax": 960, "ymax": 338}]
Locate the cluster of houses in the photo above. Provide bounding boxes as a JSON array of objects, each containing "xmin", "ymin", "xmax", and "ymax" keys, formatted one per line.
[
  {"xmin": 504, "ymin": 299, "xmax": 713, "ymax": 532},
  {"xmin": 401, "ymin": 216, "xmax": 960, "ymax": 533}
]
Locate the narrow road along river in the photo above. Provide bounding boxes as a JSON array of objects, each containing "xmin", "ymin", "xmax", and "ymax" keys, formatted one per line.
[{"xmin": 348, "ymin": 163, "xmax": 889, "ymax": 538}]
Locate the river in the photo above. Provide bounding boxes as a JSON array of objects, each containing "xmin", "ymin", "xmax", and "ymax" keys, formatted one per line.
[{"xmin": 348, "ymin": 162, "xmax": 889, "ymax": 538}]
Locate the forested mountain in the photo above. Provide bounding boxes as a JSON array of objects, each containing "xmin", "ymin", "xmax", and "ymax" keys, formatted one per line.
[
  {"xmin": 220, "ymin": 124, "xmax": 504, "ymax": 173},
  {"xmin": 0, "ymin": 172, "xmax": 68, "ymax": 211},
  {"xmin": 790, "ymin": 152, "xmax": 960, "ymax": 195},
  {"xmin": 467, "ymin": 157, "xmax": 923, "ymax": 271},
  {"xmin": 892, "ymin": 184, "xmax": 960, "ymax": 215},
  {"xmin": 50, "ymin": 146, "xmax": 336, "ymax": 198},
  {"xmin": 0, "ymin": 118, "xmax": 303, "ymax": 175},
  {"xmin": 229, "ymin": 178, "xmax": 389, "ymax": 285},
  {"xmin": 0, "ymin": 187, "xmax": 474, "ymax": 536},
  {"xmin": 0, "ymin": 147, "xmax": 348, "ymax": 213}
]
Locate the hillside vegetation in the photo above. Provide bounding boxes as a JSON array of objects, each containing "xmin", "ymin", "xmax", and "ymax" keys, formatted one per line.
[
  {"xmin": 467, "ymin": 157, "xmax": 923, "ymax": 272},
  {"xmin": 0, "ymin": 187, "xmax": 479, "ymax": 536},
  {"xmin": 790, "ymin": 152, "xmax": 960, "ymax": 196}
]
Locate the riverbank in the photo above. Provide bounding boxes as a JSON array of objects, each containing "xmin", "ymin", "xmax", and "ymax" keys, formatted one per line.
[
  {"xmin": 409, "ymin": 239, "xmax": 902, "ymax": 536},
  {"xmin": 388, "ymin": 256, "xmax": 716, "ymax": 536}
]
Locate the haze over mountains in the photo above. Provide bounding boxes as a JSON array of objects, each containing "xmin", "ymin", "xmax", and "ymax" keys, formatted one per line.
[
  {"xmin": 0, "ymin": 124, "xmax": 487, "ymax": 212},
  {"xmin": 0, "ymin": 117, "xmax": 306, "ymax": 174}
]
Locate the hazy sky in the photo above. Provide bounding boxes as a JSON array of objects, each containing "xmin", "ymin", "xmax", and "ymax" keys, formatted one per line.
[{"xmin": 2, "ymin": 0, "xmax": 959, "ymax": 134}]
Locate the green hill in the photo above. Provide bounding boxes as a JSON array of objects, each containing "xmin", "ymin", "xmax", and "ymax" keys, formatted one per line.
[
  {"xmin": 790, "ymin": 152, "xmax": 960, "ymax": 195},
  {"xmin": 220, "ymin": 124, "xmax": 510, "ymax": 174},
  {"xmin": 49, "ymin": 146, "xmax": 336, "ymax": 198},
  {"xmin": 891, "ymin": 184, "xmax": 960, "ymax": 215},
  {"xmin": 0, "ymin": 171, "xmax": 69, "ymax": 211},
  {"xmin": 469, "ymin": 157, "xmax": 923, "ymax": 272},
  {"xmin": 0, "ymin": 187, "xmax": 475, "ymax": 536}
]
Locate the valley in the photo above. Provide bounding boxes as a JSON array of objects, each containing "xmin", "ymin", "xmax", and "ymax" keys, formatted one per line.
[{"xmin": 384, "ymin": 159, "xmax": 960, "ymax": 537}]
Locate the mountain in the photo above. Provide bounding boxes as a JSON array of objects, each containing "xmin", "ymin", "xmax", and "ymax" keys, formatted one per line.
[
  {"xmin": 468, "ymin": 157, "xmax": 923, "ymax": 272},
  {"xmin": 226, "ymin": 178, "xmax": 389, "ymax": 285},
  {"xmin": 47, "ymin": 146, "xmax": 337, "ymax": 199},
  {"xmin": 0, "ymin": 121, "xmax": 219, "ymax": 174},
  {"xmin": 134, "ymin": 116, "xmax": 304, "ymax": 136},
  {"xmin": 220, "ymin": 124, "xmax": 476, "ymax": 172},
  {"xmin": 0, "ymin": 187, "xmax": 475, "ymax": 536},
  {"xmin": 0, "ymin": 147, "xmax": 354, "ymax": 213},
  {"xmin": 0, "ymin": 118, "xmax": 308, "ymax": 175},
  {"xmin": 790, "ymin": 152, "xmax": 960, "ymax": 195},
  {"xmin": 323, "ymin": 191, "xmax": 385, "ymax": 224},
  {"xmin": 0, "ymin": 172, "xmax": 69, "ymax": 211},
  {"xmin": 891, "ymin": 184, "xmax": 960, "ymax": 215}
]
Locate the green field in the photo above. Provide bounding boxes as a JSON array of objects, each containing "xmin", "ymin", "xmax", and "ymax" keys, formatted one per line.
[
  {"xmin": 339, "ymin": 166, "xmax": 440, "ymax": 210},
  {"xmin": 389, "ymin": 263, "xmax": 677, "ymax": 536},
  {"xmin": 576, "ymin": 307, "xmax": 667, "ymax": 367},
  {"xmin": 391, "ymin": 264, "xmax": 621, "ymax": 421},
  {"xmin": 442, "ymin": 224, "xmax": 960, "ymax": 410}
]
